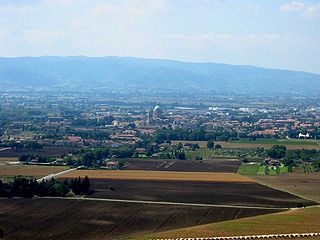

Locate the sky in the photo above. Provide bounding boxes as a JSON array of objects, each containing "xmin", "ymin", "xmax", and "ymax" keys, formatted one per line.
[{"xmin": 0, "ymin": 0, "xmax": 320, "ymax": 73}]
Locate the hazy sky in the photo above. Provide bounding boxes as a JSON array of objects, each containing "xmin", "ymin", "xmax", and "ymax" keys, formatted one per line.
[{"xmin": 0, "ymin": 0, "xmax": 320, "ymax": 73}]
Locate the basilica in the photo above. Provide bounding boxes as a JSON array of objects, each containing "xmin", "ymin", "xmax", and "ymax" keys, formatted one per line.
[{"xmin": 147, "ymin": 103, "xmax": 164, "ymax": 126}]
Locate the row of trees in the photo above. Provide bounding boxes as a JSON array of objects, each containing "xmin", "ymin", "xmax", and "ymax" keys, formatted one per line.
[
  {"xmin": 0, "ymin": 176, "xmax": 90, "ymax": 198},
  {"xmin": 152, "ymin": 128, "xmax": 236, "ymax": 144},
  {"xmin": 19, "ymin": 154, "xmax": 50, "ymax": 163},
  {"xmin": 267, "ymin": 145, "xmax": 320, "ymax": 171},
  {"xmin": 9, "ymin": 142, "xmax": 43, "ymax": 152}
]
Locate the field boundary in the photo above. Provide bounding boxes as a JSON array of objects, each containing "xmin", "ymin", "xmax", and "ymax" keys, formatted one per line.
[
  {"xmin": 151, "ymin": 232, "xmax": 320, "ymax": 240},
  {"xmin": 39, "ymin": 196, "xmax": 291, "ymax": 210}
]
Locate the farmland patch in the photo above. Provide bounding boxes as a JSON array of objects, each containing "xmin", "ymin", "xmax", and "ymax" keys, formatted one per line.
[{"xmin": 0, "ymin": 198, "xmax": 282, "ymax": 240}]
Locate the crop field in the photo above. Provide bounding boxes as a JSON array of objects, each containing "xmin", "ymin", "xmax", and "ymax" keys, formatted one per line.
[
  {"xmin": 237, "ymin": 163, "xmax": 260, "ymax": 175},
  {"xmin": 238, "ymin": 164, "xmax": 288, "ymax": 175},
  {"xmin": 83, "ymin": 179, "xmax": 315, "ymax": 208},
  {"xmin": 0, "ymin": 165, "xmax": 69, "ymax": 180},
  {"xmin": 135, "ymin": 206, "xmax": 320, "ymax": 240},
  {"xmin": 0, "ymin": 146, "xmax": 79, "ymax": 158},
  {"xmin": 216, "ymin": 139, "xmax": 320, "ymax": 150},
  {"xmin": 172, "ymin": 139, "xmax": 320, "ymax": 150},
  {"xmin": 233, "ymin": 138, "xmax": 320, "ymax": 146},
  {"xmin": 62, "ymin": 170, "xmax": 254, "ymax": 183},
  {"xmin": 0, "ymin": 198, "xmax": 281, "ymax": 240},
  {"xmin": 253, "ymin": 173, "xmax": 320, "ymax": 203},
  {"xmin": 0, "ymin": 157, "xmax": 18, "ymax": 162},
  {"xmin": 123, "ymin": 158, "xmax": 241, "ymax": 173}
]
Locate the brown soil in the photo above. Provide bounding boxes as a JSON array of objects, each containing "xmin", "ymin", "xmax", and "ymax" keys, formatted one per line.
[
  {"xmin": 253, "ymin": 173, "xmax": 320, "ymax": 203},
  {"xmin": 0, "ymin": 198, "xmax": 281, "ymax": 240},
  {"xmin": 62, "ymin": 170, "xmax": 254, "ymax": 183},
  {"xmin": 122, "ymin": 158, "xmax": 241, "ymax": 173},
  {"xmin": 86, "ymin": 179, "xmax": 315, "ymax": 208},
  {"xmin": 0, "ymin": 146, "xmax": 79, "ymax": 158}
]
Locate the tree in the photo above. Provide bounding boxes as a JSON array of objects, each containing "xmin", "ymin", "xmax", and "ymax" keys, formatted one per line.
[
  {"xmin": 267, "ymin": 145, "xmax": 286, "ymax": 159},
  {"xmin": 207, "ymin": 140, "xmax": 214, "ymax": 149},
  {"xmin": 81, "ymin": 175, "xmax": 90, "ymax": 194},
  {"xmin": 215, "ymin": 144, "xmax": 222, "ymax": 149},
  {"xmin": 177, "ymin": 151, "xmax": 186, "ymax": 160},
  {"xmin": 0, "ymin": 180, "xmax": 3, "ymax": 196},
  {"xmin": 0, "ymin": 227, "xmax": 4, "ymax": 239}
]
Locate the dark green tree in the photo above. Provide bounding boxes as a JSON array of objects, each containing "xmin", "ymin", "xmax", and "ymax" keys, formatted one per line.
[{"xmin": 207, "ymin": 140, "xmax": 214, "ymax": 149}]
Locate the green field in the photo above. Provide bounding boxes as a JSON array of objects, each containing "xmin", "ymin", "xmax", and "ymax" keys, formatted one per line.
[
  {"xmin": 231, "ymin": 138, "xmax": 320, "ymax": 146},
  {"xmin": 186, "ymin": 148, "xmax": 266, "ymax": 160},
  {"xmin": 237, "ymin": 164, "xmax": 260, "ymax": 175},
  {"xmin": 238, "ymin": 164, "xmax": 288, "ymax": 175}
]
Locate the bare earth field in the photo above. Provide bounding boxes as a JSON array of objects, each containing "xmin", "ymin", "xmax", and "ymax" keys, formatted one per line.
[
  {"xmin": 0, "ymin": 165, "xmax": 69, "ymax": 179},
  {"xmin": 0, "ymin": 198, "xmax": 281, "ymax": 240},
  {"xmin": 123, "ymin": 158, "xmax": 241, "ymax": 173},
  {"xmin": 84, "ymin": 179, "xmax": 315, "ymax": 208},
  {"xmin": 0, "ymin": 146, "xmax": 79, "ymax": 158},
  {"xmin": 253, "ymin": 173, "xmax": 320, "ymax": 203},
  {"xmin": 134, "ymin": 206, "xmax": 320, "ymax": 240},
  {"xmin": 63, "ymin": 170, "xmax": 254, "ymax": 183},
  {"xmin": 0, "ymin": 157, "xmax": 18, "ymax": 162}
]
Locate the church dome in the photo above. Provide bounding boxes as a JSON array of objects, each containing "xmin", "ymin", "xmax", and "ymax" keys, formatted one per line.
[{"xmin": 153, "ymin": 103, "xmax": 163, "ymax": 118}]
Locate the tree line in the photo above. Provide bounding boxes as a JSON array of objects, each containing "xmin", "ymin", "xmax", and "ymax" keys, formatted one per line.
[{"xmin": 0, "ymin": 176, "xmax": 90, "ymax": 198}]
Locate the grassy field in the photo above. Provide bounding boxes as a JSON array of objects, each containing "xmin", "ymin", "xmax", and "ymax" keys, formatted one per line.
[
  {"xmin": 218, "ymin": 139, "xmax": 320, "ymax": 150},
  {"xmin": 172, "ymin": 139, "xmax": 320, "ymax": 150},
  {"xmin": 132, "ymin": 206, "xmax": 320, "ymax": 239},
  {"xmin": 233, "ymin": 138, "xmax": 320, "ymax": 146},
  {"xmin": 237, "ymin": 164, "xmax": 260, "ymax": 175},
  {"xmin": 238, "ymin": 164, "xmax": 288, "ymax": 176},
  {"xmin": 0, "ymin": 165, "xmax": 69, "ymax": 180},
  {"xmin": 62, "ymin": 170, "xmax": 255, "ymax": 183},
  {"xmin": 253, "ymin": 173, "xmax": 320, "ymax": 203}
]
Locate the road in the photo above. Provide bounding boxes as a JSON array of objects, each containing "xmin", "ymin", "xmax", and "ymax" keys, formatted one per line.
[
  {"xmin": 37, "ymin": 166, "xmax": 82, "ymax": 182},
  {"xmin": 40, "ymin": 196, "xmax": 292, "ymax": 210},
  {"xmin": 0, "ymin": 147, "xmax": 11, "ymax": 152}
]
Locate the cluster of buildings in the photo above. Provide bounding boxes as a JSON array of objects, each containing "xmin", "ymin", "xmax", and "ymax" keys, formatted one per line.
[{"xmin": 1, "ymin": 94, "xmax": 320, "ymax": 151}]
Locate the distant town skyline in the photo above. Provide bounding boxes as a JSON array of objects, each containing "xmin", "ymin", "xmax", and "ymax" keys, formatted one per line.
[{"xmin": 0, "ymin": 0, "xmax": 319, "ymax": 73}]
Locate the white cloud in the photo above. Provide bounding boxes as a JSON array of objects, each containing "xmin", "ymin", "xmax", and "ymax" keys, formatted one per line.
[
  {"xmin": 304, "ymin": 4, "xmax": 320, "ymax": 18},
  {"xmin": 280, "ymin": 1, "xmax": 305, "ymax": 12},
  {"xmin": 280, "ymin": 1, "xmax": 320, "ymax": 18}
]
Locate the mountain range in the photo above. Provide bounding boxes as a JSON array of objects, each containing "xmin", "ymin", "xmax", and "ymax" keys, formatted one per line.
[{"xmin": 0, "ymin": 56, "xmax": 319, "ymax": 96}]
